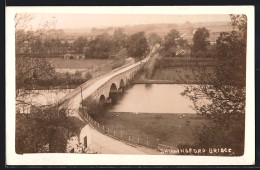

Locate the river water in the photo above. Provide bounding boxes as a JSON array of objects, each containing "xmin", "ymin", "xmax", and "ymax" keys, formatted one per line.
[{"xmin": 109, "ymin": 84, "xmax": 197, "ymax": 114}]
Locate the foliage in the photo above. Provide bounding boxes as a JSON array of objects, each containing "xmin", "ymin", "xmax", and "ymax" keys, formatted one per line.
[
  {"xmin": 193, "ymin": 50, "xmax": 206, "ymax": 58},
  {"xmin": 84, "ymin": 34, "xmax": 113, "ymax": 59},
  {"xmin": 81, "ymin": 98, "xmax": 106, "ymax": 120},
  {"xmin": 178, "ymin": 38, "xmax": 188, "ymax": 47},
  {"xmin": 16, "ymin": 107, "xmax": 85, "ymax": 153},
  {"xmin": 192, "ymin": 48, "xmax": 216, "ymax": 58},
  {"xmin": 182, "ymin": 15, "xmax": 247, "ymax": 155},
  {"xmin": 85, "ymin": 72, "xmax": 93, "ymax": 80},
  {"xmin": 162, "ymin": 29, "xmax": 180, "ymax": 50},
  {"xmin": 74, "ymin": 71, "xmax": 82, "ymax": 79},
  {"xmin": 126, "ymin": 32, "xmax": 150, "ymax": 58},
  {"xmin": 15, "ymin": 14, "xmax": 58, "ymax": 98},
  {"xmin": 16, "ymin": 57, "xmax": 55, "ymax": 92},
  {"xmin": 30, "ymin": 71, "xmax": 92, "ymax": 89},
  {"xmin": 112, "ymin": 28, "xmax": 127, "ymax": 51},
  {"xmin": 192, "ymin": 116, "xmax": 245, "ymax": 156},
  {"xmin": 147, "ymin": 33, "xmax": 162, "ymax": 47},
  {"xmin": 73, "ymin": 37, "xmax": 88, "ymax": 54},
  {"xmin": 192, "ymin": 27, "xmax": 210, "ymax": 52},
  {"xmin": 159, "ymin": 29, "xmax": 190, "ymax": 57},
  {"xmin": 111, "ymin": 60, "xmax": 125, "ymax": 70}
]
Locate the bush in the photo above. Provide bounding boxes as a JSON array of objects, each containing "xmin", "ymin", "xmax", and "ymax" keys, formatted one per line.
[
  {"xmin": 85, "ymin": 72, "xmax": 92, "ymax": 80},
  {"xmin": 193, "ymin": 116, "xmax": 245, "ymax": 156},
  {"xmin": 16, "ymin": 107, "xmax": 87, "ymax": 153},
  {"xmin": 112, "ymin": 61, "xmax": 125, "ymax": 70},
  {"xmin": 193, "ymin": 50, "xmax": 206, "ymax": 58},
  {"xmin": 81, "ymin": 98, "xmax": 106, "ymax": 120},
  {"xmin": 74, "ymin": 71, "xmax": 82, "ymax": 79},
  {"xmin": 16, "ymin": 107, "xmax": 67, "ymax": 153}
]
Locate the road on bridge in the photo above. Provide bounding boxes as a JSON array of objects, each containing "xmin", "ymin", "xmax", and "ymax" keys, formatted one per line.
[{"xmin": 67, "ymin": 54, "xmax": 151, "ymax": 109}]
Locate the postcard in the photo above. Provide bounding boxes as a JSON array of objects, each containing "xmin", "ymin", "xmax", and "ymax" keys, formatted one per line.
[{"xmin": 6, "ymin": 6, "xmax": 255, "ymax": 165}]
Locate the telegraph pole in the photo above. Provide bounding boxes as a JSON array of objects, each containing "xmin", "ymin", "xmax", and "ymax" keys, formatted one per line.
[{"xmin": 81, "ymin": 86, "xmax": 84, "ymax": 109}]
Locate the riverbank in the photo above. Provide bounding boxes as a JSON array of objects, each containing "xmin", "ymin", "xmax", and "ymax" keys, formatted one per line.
[
  {"xmin": 91, "ymin": 112, "xmax": 208, "ymax": 148},
  {"xmin": 133, "ymin": 66, "xmax": 214, "ymax": 84}
]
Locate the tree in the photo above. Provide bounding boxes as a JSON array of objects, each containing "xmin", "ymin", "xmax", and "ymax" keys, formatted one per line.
[
  {"xmin": 178, "ymin": 38, "xmax": 188, "ymax": 47},
  {"xmin": 84, "ymin": 34, "xmax": 113, "ymax": 59},
  {"xmin": 147, "ymin": 33, "xmax": 162, "ymax": 47},
  {"xmin": 112, "ymin": 28, "xmax": 127, "ymax": 51},
  {"xmin": 15, "ymin": 14, "xmax": 87, "ymax": 154},
  {"xmin": 126, "ymin": 32, "xmax": 150, "ymax": 58},
  {"xmin": 162, "ymin": 29, "xmax": 180, "ymax": 50},
  {"xmin": 54, "ymin": 37, "xmax": 61, "ymax": 54},
  {"xmin": 15, "ymin": 14, "xmax": 56, "ymax": 98},
  {"xmin": 16, "ymin": 106, "xmax": 87, "ymax": 153},
  {"xmin": 62, "ymin": 40, "xmax": 69, "ymax": 53},
  {"xmin": 192, "ymin": 27, "xmax": 210, "ymax": 52},
  {"xmin": 182, "ymin": 15, "xmax": 247, "ymax": 156},
  {"xmin": 72, "ymin": 37, "xmax": 88, "ymax": 54}
]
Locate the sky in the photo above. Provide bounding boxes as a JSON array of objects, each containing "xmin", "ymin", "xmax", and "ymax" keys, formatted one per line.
[{"xmin": 27, "ymin": 14, "xmax": 230, "ymax": 29}]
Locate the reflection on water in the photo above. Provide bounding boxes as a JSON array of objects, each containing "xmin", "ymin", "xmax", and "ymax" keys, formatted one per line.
[{"xmin": 109, "ymin": 84, "xmax": 197, "ymax": 114}]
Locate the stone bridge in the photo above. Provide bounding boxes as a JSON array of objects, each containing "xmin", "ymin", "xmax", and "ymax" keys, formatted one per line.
[
  {"xmin": 55, "ymin": 49, "xmax": 156, "ymax": 110},
  {"xmin": 91, "ymin": 63, "xmax": 140, "ymax": 102}
]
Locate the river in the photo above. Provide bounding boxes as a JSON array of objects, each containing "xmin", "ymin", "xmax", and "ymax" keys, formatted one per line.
[{"xmin": 109, "ymin": 84, "xmax": 197, "ymax": 114}]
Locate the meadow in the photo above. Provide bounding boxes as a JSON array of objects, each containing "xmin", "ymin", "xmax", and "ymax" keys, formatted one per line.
[
  {"xmin": 50, "ymin": 58, "xmax": 113, "ymax": 69},
  {"xmin": 152, "ymin": 66, "xmax": 214, "ymax": 84},
  {"xmin": 91, "ymin": 112, "xmax": 209, "ymax": 148}
]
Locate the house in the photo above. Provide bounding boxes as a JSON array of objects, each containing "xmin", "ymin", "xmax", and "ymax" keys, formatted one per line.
[
  {"xmin": 210, "ymin": 41, "xmax": 217, "ymax": 45},
  {"xmin": 176, "ymin": 47, "xmax": 191, "ymax": 57},
  {"xmin": 64, "ymin": 53, "xmax": 71, "ymax": 59},
  {"xmin": 176, "ymin": 49, "xmax": 187, "ymax": 56}
]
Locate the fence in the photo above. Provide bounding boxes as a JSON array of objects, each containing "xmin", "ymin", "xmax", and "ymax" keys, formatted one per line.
[
  {"xmin": 78, "ymin": 110, "xmax": 160, "ymax": 150},
  {"xmin": 155, "ymin": 58, "xmax": 216, "ymax": 68},
  {"xmin": 23, "ymin": 85, "xmax": 78, "ymax": 91},
  {"xmin": 16, "ymin": 104, "xmax": 31, "ymax": 114}
]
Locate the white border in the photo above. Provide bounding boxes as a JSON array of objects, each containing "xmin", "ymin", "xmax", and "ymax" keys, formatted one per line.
[{"xmin": 6, "ymin": 6, "xmax": 255, "ymax": 165}]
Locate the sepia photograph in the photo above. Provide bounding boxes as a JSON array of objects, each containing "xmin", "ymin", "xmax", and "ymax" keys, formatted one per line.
[{"xmin": 6, "ymin": 6, "xmax": 254, "ymax": 165}]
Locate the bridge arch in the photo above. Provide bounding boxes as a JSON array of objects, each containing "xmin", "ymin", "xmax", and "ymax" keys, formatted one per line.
[
  {"xmin": 108, "ymin": 83, "xmax": 119, "ymax": 104},
  {"xmin": 110, "ymin": 83, "xmax": 117, "ymax": 91},
  {"xmin": 99, "ymin": 94, "xmax": 106, "ymax": 102}
]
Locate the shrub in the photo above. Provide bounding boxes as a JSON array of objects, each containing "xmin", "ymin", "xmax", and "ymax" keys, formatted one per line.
[
  {"xmin": 193, "ymin": 50, "xmax": 206, "ymax": 58},
  {"xmin": 112, "ymin": 61, "xmax": 125, "ymax": 70},
  {"xmin": 85, "ymin": 72, "xmax": 92, "ymax": 80},
  {"xmin": 16, "ymin": 107, "xmax": 87, "ymax": 153},
  {"xmin": 81, "ymin": 98, "xmax": 106, "ymax": 120}
]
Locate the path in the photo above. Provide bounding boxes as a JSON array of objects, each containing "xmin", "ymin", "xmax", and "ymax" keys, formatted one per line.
[{"xmin": 88, "ymin": 124, "xmax": 161, "ymax": 154}]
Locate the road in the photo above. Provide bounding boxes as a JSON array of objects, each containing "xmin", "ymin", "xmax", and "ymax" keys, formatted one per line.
[{"xmin": 88, "ymin": 124, "xmax": 161, "ymax": 154}]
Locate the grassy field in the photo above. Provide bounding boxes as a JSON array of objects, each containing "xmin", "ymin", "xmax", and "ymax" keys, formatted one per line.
[
  {"xmin": 92, "ymin": 112, "xmax": 208, "ymax": 147},
  {"xmin": 50, "ymin": 49, "xmax": 129, "ymax": 79},
  {"xmin": 50, "ymin": 58, "xmax": 113, "ymax": 69},
  {"xmin": 152, "ymin": 67, "xmax": 214, "ymax": 83}
]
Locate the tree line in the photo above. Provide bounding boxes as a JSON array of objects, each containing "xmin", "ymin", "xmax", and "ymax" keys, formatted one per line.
[
  {"xmin": 16, "ymin": 26, "xmax": 153, "ymax": 60},
  {"xmin": 158, "ymin": 25, "xmax": 216, "ymax": 58}
]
